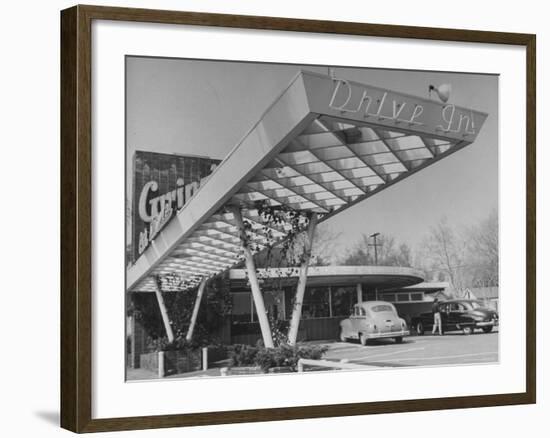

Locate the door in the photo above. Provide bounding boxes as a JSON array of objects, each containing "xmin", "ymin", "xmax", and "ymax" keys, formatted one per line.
[
  {"xmin": 441, "ymin": 303, "xmax": 460, "ymax": 331},
  {"xmin": 448, "ymin": 302, "xmax": 468, "ymax": 329}
]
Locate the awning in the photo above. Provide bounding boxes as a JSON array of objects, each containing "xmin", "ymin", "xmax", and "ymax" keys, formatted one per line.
[
  {"xmin": 229, "ymin": 266, "xmax": 425, "ymax": 289},
  {"xmin": 128, "ymin": 71, "xmax": 487, "ymax": 293}
]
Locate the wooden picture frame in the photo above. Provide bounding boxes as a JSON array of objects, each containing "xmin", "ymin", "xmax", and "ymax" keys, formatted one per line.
[{"xmin": 60, "ymin": 4, "xmax": 536, "ymax": 433}]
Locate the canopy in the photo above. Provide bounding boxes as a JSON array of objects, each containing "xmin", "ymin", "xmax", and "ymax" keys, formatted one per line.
[
  {"xmin": 229, "ymin": 266, "xmax": 425, "ymax": 289},
  {"xmin": 127, "ymin": 71, "xmax": 487, "ymax": 293}
]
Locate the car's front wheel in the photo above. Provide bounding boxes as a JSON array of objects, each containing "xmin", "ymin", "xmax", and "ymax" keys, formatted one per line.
[
  {"xmin": 462, "ymin": 326, "xmax": 473, "ymax": 335},
  {"xmin": 482, "ymin": 326, "xmax": 493, "ymax": 333},
  {"xmin": 415, "ymin": 321, "xmax": 424, "ymax": 335},
  {"xmin": 340, "ymin": 329, "xmax": 347, "ymax": 342}
]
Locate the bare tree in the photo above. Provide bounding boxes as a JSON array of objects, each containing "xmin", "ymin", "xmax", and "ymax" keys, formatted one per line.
[
  {"xmin": 339, "ymin": 233, "xmax": 412, "ymax": 267},
  {"xmin": 466, "ymin": 208, "xmax": 498, "ymax": 287},
  {"xmin": 416, "ymin": 211, "xmax": 499, "ymax": 294},
  {"xmin": 310, "ymin": 224, "xmax": 342, "ymax": 266},
  {"xmin": 417, "ymin": 217, "xmax": 468, "ymax": 294}
]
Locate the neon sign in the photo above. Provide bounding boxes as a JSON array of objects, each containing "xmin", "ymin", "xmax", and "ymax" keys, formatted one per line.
[{"xmin": 328, "ymin": 78, "xmax": 477, "ymax": 137}]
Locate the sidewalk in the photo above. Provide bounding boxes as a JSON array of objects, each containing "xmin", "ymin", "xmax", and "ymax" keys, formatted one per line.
[{"xmin": 126, "ymin": 360, "xmax": 231, "ymax": 381}]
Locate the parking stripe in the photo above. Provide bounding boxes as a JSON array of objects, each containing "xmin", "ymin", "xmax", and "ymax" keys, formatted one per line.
[
  {"xmin": 328, "ymin": 344, "xmax": 394, "ymax": 353},
  {"xmin": 347, "ymin": 347, "xmax": 425, "ymax": 362},
  {"xmin": 372, "ymin": 351, "xmax": 498, "ymax": 363}
]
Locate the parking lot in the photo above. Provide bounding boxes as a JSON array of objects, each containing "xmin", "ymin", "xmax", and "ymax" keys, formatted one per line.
[
  {"xmin": 126, "ymin": 329, "xmax": 498, "ymax": 381},
  {"xmin": 322, "ymin": 329, "xmax": 499, "ymax": 368}
]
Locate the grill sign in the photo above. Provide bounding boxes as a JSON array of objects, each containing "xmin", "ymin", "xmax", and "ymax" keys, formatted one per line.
[
  {"xmin": 137, "ymin": 177, "xmax": 206, "ymax": 256},
  {"xmin": 132, "ymin": 152, "xmax": 220, "ymax": 262}
]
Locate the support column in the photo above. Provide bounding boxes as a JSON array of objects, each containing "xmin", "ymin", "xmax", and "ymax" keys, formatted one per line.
[
  {"xmin": 154, "ymin": 278, "xmax": 175, "ymax": 343},
  {"xmin": 129, "ymin": 312, "xmax": 146, "ymax": 369},
  {"xmin": 230, "ymin": 206, "xmax": 274, "ymax": 348},
  {"xmin": 356, "ymin": 283, "xmax": 363, "ymax": 304},
  {"xmin": 287, "ymin": 213, "xmax": 318, "ymax": 346},
  {"xmin": 186, "ymin": 279, "xmax": 207, "ymax": 342}
]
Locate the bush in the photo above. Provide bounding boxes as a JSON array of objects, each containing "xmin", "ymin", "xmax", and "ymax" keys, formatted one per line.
[
  {"xmin": 228, "ymin": 343, "xmax": 328, "ymax": 372},
  {"xmin": 146, "ymin": 336, "xmax": 196, "ymax": 353},
  {"xmin": 228, "ymin": 344, "xmax": 260, "ymax": 367},
  {"xmin": 146, "ymin": 335, "xmax": 227, "ymax": 354}
]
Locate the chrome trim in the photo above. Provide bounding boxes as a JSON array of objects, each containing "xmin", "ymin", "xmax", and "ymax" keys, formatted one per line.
[{"xmin": 366, "ymin": 330, "xmax": 409, "ymax": 339}]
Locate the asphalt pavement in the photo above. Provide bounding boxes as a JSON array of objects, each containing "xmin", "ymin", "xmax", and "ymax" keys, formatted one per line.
[
  {"xmin": 127, "ymin": 329, "xmax": 498, "ymax": 380},
  {"xmin": 323, "ymin": 329, "xmax": 499, "ymax": 368}
]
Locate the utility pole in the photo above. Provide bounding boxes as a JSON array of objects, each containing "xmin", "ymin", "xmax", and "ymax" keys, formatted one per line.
[{"xmin": 369, "ymin": 232, "xmax": 382, "ymax": 265}]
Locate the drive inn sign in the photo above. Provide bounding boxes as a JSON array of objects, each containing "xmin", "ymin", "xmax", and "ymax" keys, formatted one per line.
[{"xmin": 322, "ymin": 76, "xmax": 484, "ymax": 140}]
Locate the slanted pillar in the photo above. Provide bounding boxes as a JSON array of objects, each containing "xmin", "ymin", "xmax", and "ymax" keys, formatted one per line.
[
  {"xmin": 186, "ymin": 279, "xmax": 207, "ymax": 342},
  {"xmin": 154, "ymin": 278, "xmax": 175, "ymax": 343},
  {"xmin": 287, "ymin": 213, "xmax": 318, "ymax": 346},
  {"xmin": 356, "ymin": 283, "xmax": 363, "ymax": 304},
  {"xmin": 230, "ymin": 206, "xmax": 274, "ymax": 348}
]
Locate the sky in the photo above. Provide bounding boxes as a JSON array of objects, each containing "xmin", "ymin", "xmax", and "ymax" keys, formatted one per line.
[{"xmin": 126, "ymin": 57, "xmax": 498, "ymax": 261}]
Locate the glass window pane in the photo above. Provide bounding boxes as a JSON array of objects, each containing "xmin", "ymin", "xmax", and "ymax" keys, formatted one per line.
[
  {"xmin": 302, "ymin": 287, "xmax": 330, "ymax": 319},
  {"xmin": 231, "ymin": 292, "xmax": 252, "ymax": 323},
  {"xmin": 331, "ymin": 286, "xmax": 355, "ymax": 317}
]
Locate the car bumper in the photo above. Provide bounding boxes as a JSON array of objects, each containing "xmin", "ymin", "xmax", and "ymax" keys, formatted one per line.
[
  {"xmin": 366, "ymin": 330, "xmax": 410, "ymax": 339},
  {"xmin": 475, "ymin": 321, "xmax": 498, "ymax": 327}
]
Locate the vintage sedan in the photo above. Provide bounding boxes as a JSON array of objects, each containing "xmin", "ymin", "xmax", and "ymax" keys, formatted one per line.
[
  {"xmin": 411, "ymin": 300, "xmax": 499, "ymax": 335},
  {"xmin": 339, "ymin": 301, "xmax": 409, "ymax": 345}
]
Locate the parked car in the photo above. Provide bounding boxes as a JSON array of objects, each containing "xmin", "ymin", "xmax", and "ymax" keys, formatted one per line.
[
  {"xmin": 411, "ymin": 300, "xmax": 499, "ymax": 335},
  {"xmin": 339, "ymin": 301, "xmax": 409, "ymax": 345}
]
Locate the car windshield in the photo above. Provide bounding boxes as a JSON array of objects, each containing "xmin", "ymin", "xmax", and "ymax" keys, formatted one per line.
[{"xmin": 370, "ymin": 304, "xmax": 394, "ymax": 313}]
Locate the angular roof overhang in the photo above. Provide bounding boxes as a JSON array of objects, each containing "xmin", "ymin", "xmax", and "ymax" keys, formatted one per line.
[{"xmin": 127, "ymin": 71, "xmax": 487, "ymax": 293}]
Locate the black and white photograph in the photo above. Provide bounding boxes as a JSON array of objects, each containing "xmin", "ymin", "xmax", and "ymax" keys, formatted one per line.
[{"xmin": 125, "ymin": 57, "xmax": 499, "ymax": 381}]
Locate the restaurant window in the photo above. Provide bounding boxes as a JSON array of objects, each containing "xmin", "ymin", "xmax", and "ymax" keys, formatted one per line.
[
  {"xmin": 397, "ymin": 293, "xmax": 410, "ymax": 302},
  {"xmin": 231, "ymin": 292, "xmax": 252, "ymax": 323},
  {"xmin": 301, "ymin": 287, "xmax": 330, "ymax": 319},
  {"xmin": 331, "ymin": 286, "xmax": 355, "ymax": 317},
  {"xmin": 411, "ymin": 292, "xmax": 424, "ymax": 301}
]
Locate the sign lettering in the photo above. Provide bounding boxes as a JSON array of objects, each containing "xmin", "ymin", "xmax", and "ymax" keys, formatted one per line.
[
  {"xmin": 137, "ymin": 170, "xmax": 216, "ymax": 256},
  {"xmin": 131, "ymin": 151, "xmax": 220, "ymax": 262},
  {"xmin": 328, "ymin": 78, "xmax": 479, "ymax": 137}
]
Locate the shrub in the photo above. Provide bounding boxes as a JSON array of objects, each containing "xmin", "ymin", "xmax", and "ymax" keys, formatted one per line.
[
  {"xmin": 294, "ymin": 344, "xmax": 328, "ymax": 361},
  {"xmin": 146, "ymin": 335, "xmax": 226, "ymax": 354},
  {"xmin": 228, "ymin": 343, "xmax": 328, "ymax": 372},
  {"xmin": 228, "ymin": 344, "xmax": 259, "ymax": 367},
  {"xmin": 146, "ymin": 336, "xmax": 196, "ymax": 353}
]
